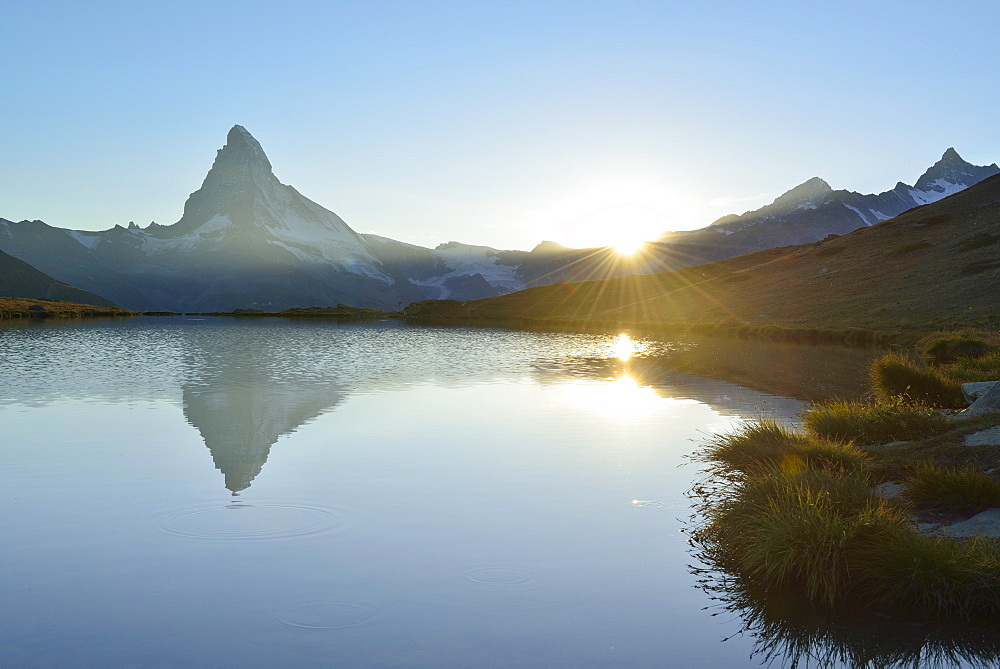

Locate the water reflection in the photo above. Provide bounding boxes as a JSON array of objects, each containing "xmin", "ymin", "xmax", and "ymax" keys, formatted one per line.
[
  {"xmin": 693, "ymin": 571, "xmax": 1000, "ymax": 668},
  {"xmin": 532, "ymin": 349, "xmax": 808, "ymax": 425},
  {"xmin": 612, "ymin": 332, "xmax": 639, "ymax": 361},
  {"xmin": 182, "ymin": 380, "xmax": 344, "ymax": 493},
  {"xmin": 560, "ymin": 375, "xmax": 697, "ymax": 421},
  {"xmin": 178, "ymin": 326, "xmax": 346, "ymax": 493},
  {"xmin": 0, "ymin": 320, "xmax": 864, "ymax": 494}
]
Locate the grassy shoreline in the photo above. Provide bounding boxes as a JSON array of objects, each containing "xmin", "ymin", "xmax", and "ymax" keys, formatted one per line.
[
  {"xmin": 0, "ymin": 297, "xmax": 137, "ymax": 319},
  {"xmin": 690, "ymin": 343, "xmax": 1000, "ymax": 621}
]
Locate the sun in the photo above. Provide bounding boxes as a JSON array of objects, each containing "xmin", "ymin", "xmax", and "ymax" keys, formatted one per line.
[
  {"xmin": 612, "ymin": 238, "xmax": 646, "ymax": 255},
  {"xmin": 526, "ymin": 179, "xmax": 692, "ymax": 251}
]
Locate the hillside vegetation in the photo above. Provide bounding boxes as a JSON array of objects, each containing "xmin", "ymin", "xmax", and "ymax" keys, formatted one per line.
[
  {"xmin": 0, "ymin": 297, "xmax": 136, "ymax": 319},
  {"xmin": 406, "ymin": 174, "xmax": 1000, "ymax": 335}
]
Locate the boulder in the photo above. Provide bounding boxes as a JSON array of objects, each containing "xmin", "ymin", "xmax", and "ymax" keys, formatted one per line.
[
  {"xmin": 962, "ymin": 381, "xmax": 998, "ymax": 403},
  {"xmin": 936, "ymin": 508, "xmax": 1000, "ymax": 538},
  {"xmin": 965, "ymin": 426, "xmax": 1000, "ymax": 446},
  {"xmin": 961, "ymin": 380, "xmax": 1000, "ymax": 417}
]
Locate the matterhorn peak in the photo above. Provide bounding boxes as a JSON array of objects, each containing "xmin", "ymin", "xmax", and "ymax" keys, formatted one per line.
[{"xmin": 210, "ymin": 124, "xmax": 273, "ymax": 176}]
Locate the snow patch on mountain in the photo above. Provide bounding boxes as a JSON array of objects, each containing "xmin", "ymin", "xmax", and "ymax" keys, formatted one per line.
[
  {"xmin": 140, "ymin": 215, "xmax": 234, "ymax": 254},
  {"xmin": 843, "ymin": 204, "xmax": 871, "ymax": 226},
  {"xmin": 407, "ymin": 243, "xmax": 521, "ymax": 299},
  {"xmin": 67, "ymin": 230, "xmax": 102, "ymax": 250},
  {"xmin": 909, "ymin": 179, "xmax": 966, "ymax": 205}
]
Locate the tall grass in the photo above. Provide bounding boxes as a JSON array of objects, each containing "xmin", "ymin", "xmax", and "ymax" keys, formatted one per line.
[
  {"xmin": 694, "ymin": 465, "xmax": 896, "ymax": 607},
  {"xmin": 697, "ymin": 417, "xmax": 867, "ymax": 477},
  {"xmin": 906, "ymin": 464, "xmax": 1000, "ymax": 514},
  {"xmin": 924, "ymin": 335, "xmax": 993, "ymax": 364},
  {"xmin": 869, "ymin": 351, "xmax": 965, "ymax": 408},
  {"xmin": 850, "ymin": 531, "xmax": 1000, "ymax": 619},
  {"xmin": 803, "ymin": 396, "xmax": 948, "ymax": 445},
  {"xmin": 692, "ymin": 419, "xmax": 1000, "ymax": 619},
  {"xmin": 946, "ymin": 350, "xmax": 1000, "ymax": 383}
]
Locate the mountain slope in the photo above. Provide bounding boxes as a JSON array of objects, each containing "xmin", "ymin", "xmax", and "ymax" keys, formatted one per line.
[
  {"xmin": 409, "ymin": 173, "xmax": 1000, "ymax": 332},
  {"xmin": 0, "ymin": 247, "xmax": 118, "ymax": 306},
  {"xmin": 0, "ymin": 126, "xmax": 606, "ymax": 310},
  {"xmin": 1, "ymin": 131, "xmax": 994, "ymax": 312},
  {"xmin": 0, "ymin": 127, "xmax": 429, "ymax": 311},
  {"xmin": 661, "ymin": 149, "xmax": 999, "ymax": 266}
]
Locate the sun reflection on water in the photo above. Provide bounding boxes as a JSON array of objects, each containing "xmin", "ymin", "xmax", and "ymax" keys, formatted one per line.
[
  {"xmin": 560, "ymin": 374, "xmax": 697, "ymax": 421},
  {"xmin": 612, "ymin": 333, "xmax": 637, "ymax": 361}
]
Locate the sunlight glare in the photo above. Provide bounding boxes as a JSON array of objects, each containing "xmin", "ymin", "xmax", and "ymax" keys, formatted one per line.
[
  {"xmin": 612, "ymin": 333, "xmax": 637, "ymax": 361},
  {"xmin": 526, "ymin": 179, "xmax": 693, "ymax": 249},
  {"xmin": 560, "ymin": 375, "xmax": 697, "ymax": 422},
  {"xmin": 613, "ymin": 238, "xmax": 646, "ymax": 255}
]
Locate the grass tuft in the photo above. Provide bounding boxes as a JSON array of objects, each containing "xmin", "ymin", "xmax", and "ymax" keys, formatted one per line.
[
  {"xmin": 945, "ymin": 351, "xmax": 1000, "ymax": 383},
  {"xmin": 803, "ymin": 396, "xmax": 948, "ymax": 445},
  {"xmin": 699, "ymin": 417, "xmax": 866, "ymax": 476},
  {"xmin": 924, "ymin": 335, "xmax": 993, "ymax": 364},
  {"xmin": 850, "ymin": 531, "xmax": 1000, "ymax": 619},
  {"xmin": 906, "ymin": 464, "xmax": 1000, "ymax": 515},
  {"xmin": 870, "ymin": 352, "xmax": 965, "ymax": 407}
]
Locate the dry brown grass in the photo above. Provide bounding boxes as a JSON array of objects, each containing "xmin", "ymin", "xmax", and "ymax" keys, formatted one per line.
[{"xmin": 0, "ymin": 297, "xmax": 136, "ymax": 319}]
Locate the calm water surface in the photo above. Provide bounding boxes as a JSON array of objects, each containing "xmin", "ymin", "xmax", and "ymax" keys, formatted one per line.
[{"xmin": 0, "ymin": 317, "xmax": 922, "ymax": 666}]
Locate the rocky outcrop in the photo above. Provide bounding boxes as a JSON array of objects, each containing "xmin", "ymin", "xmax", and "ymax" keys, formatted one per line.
[
  {"xmin": 963, "ymin": 381, "xmax": 1000, "ymax": 417},
  {"xmin": 935, "ymin": 508, "xmax": 1000, "ymax": 538},
  {"xmin": 962, "ymin": 381, "xmax": 999, "ymax": 403}
]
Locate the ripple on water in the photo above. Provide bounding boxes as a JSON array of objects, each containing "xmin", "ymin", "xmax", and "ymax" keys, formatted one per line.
[
  {"xmin": 156, "ymin": 503, "xmax": 345, "ymax": 541},
  {"xmin": 450, "ymin": 565, "xmax": 582, "ymax": 610},
  {"xmin": 276, "ymin": 601, "xmax": 380, "ymax": 629}
]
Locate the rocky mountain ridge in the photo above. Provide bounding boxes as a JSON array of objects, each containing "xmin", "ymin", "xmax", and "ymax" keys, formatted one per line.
[
  {"xmin": 0, "ymin": 127, "xmax": 996, "ymax": 311},
  {"xmin": 663, "ymin": 148, "xmax": 999, "ymax": 264}
]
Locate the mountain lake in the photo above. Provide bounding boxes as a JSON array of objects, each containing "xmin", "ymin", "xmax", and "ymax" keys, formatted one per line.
[{"xmin": 4, "ymin": 317, "xmax": 998, "ymax": 667}]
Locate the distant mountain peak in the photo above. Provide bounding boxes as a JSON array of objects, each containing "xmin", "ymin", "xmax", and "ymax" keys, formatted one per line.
[
  {"xmin": 941, "ymin": 147, "xmax": 962, "ymax": 162},
  {"xmin": 211, "ymin": 124, "xmax": 273, "ymax": 177},
  {"xmin": 770, "ymin": 177, "xmax": 832, "ymax": 209},
  {"xmin": 531, "ymin": 240, "xmax": 571, "ymax": 254},
  {"xmin": 915, "ymin": 146, "xmax": 999, "ymax": 193}
]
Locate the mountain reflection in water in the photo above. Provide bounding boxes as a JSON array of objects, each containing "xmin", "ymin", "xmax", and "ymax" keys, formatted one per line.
[
  {"xmin": 179, "ymin": 332, "xmax": 822, "ymax": 494},
  {"xmin": 183, "ymin": 380, "xmax": 344, "ymax": 492},
  {"xmin": 3, "ymin": 318, "xmax": 984, "ymax": 666}
]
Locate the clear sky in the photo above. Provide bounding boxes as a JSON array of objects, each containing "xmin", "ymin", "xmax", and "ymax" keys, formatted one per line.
[{"xmin": 4, "ymin": 0, "xmax": 1000, "ymax": 251}]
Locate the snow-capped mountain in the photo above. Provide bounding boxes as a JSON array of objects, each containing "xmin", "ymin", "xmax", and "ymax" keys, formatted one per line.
[
  {"xmin": 0, "ymin": 126, "xmax": 531, "ymax": 311},
  {"xmin": 0, "ymin": 129, "xmax": 995, "ymax": 312},
  {"xmin": 662, "ymin": 148, "xmax": 999, "ymax": 265}
]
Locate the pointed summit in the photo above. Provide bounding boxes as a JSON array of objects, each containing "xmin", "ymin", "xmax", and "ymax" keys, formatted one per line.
[
  {"xmin": 941, "ymin": 147, "xmax": 962, "ymax": 162},
  {"xmin": 222, "ymin": 125, "xmax": 270, "ymax": 167},
  {"xmin": 205, "ymin": 124, "xmax": 273, "ymax": 181},
  {"xmin": 173, "ymin": 125, "xmax": 282, "ymax": 233},
  {"xmin": 770, "ymin": 177, "xmax": 832, "ymax": 210},
  {"xmin": 914, "ymin": 147, "xmax": 999, "ymax": 193}
]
